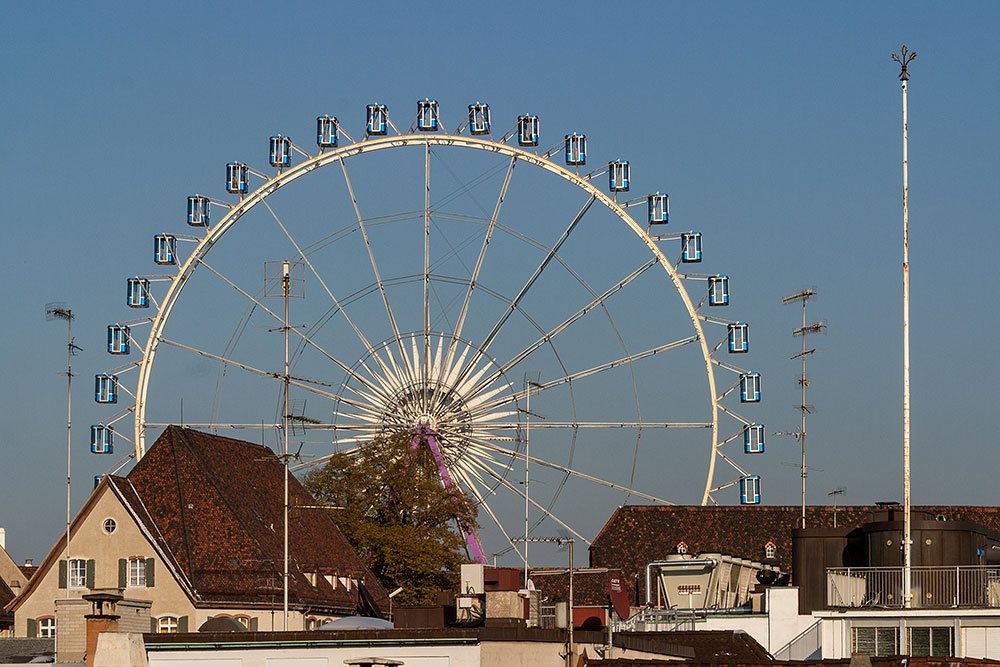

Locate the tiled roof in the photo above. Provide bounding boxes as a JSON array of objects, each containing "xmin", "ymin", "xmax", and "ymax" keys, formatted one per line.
[
  {"xmin": 121, "ymin": 426, "xmax": 388, "ymax": 614},
  {"xmin": 529, "ymin": 568, "xmax": 625, "ymax": 608},
  {"xmin": 609, "ymin": 630, "xmax": 770, "ymax": 662},
  {"xmin": 590, "ymin": 505, "xmax": 1000, "ymax": 603}
]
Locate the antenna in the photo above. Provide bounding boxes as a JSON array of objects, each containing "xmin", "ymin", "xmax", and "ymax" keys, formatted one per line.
[
  {"xmin": 828, "ymin": 487, "xmax": 847, "ymax": 528},
  {"xmin": 778, "ymin": 289, "xmax": 824, "ymax": 529},
  {"xmin": 46, "ymin": 303, "xmax": 80, "ymax": 594},
  {"xmin": 892, "ymin": 43, "xmax": 916, "ymax": 609},
  {"xmin": 521, "ymin": 371, "xmax": 541, "ymax": 588},
  {"xmin": 264, "ymin": 261, "xmax": 304, "ymax": 631}
]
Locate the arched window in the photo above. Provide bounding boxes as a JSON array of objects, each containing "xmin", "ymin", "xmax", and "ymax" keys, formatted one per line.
[
  {"xmin": 764, "ymin": 542, "xmax": 777, "ymax": 559},
  {"xmin": 676, "ymin": 542, "xmax": 688, "ymax": 554}
]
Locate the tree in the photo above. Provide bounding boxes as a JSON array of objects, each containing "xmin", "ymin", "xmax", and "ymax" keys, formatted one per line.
[{"xmin": 304, "ymin": 431, "xmax": 477, "ymax": 606}]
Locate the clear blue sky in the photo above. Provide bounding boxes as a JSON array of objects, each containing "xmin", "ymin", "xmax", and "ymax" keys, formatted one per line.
[{"xmin": 2, "ymin": 2, "xmax": 998, "ymax": 565}]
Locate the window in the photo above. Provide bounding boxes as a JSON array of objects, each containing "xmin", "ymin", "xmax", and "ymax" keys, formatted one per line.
[
  {"xmin": 69, "ymin": 559, "xmax": 86, "ymax": 588},
  {"xmin": 764, "ymin": 542, "xmax": 777, "ymax": 559},
  {"xmin": 676, "ymin": 542, "xmax": 688, "ymax": 554},
  {"xmin": 38, "ymin": 617, "xmax": 56, "ymax": 639},
  {"xmin": 908, "ymin": 626, "xmax": 954, "ymax": 657},
  {"xmin": 157, "ymin": 616, "xmax": 178, "ymax": 634},
  {"xmin": 852, "ymin": 626, "xmax": 899, "ymax": 656},
  {"xmin": 103, "ymin": 518, "xmax": 117, "ymax": 534},
  {"xmin": 129, "ymin": 558, "xmax": 146, "ymax": 587}
]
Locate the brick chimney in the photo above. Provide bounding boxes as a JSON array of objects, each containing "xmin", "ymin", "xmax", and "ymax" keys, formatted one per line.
[{"xmin": 84, "ymin": 592, "xmax": 122, "ymax": 667}]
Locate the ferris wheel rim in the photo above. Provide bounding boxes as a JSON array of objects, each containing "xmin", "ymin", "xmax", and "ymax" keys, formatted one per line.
[{"xmin": 131, "ymin": 132, "xmax": 723, "ymax": 506}]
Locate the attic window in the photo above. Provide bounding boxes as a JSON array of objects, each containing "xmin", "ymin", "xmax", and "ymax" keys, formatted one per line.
[
  {"xmin": 103, "ymin": 518, "xmax": 117, "ymax": 534},
  {"xmin": 325, "ymin": 574, "xmax": 335, "ymax": 588},
  {"xmin": 676, "ymin": 542, "xmax": 688, "ymax": 554},
  {"xmin": 764, "ymin": 541, "xmax": 777, "ymax": 559}
]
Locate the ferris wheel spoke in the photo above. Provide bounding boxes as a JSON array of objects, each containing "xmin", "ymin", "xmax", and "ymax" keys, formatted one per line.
[
  {"xmin": 457, "ymin": 452, "xmax": 591, "ymax": 546},
  {"xmin": 459, "ymin": 432, "xmax": 672, "ymax": 506},
  {"xmin": 196, "ymin": 257, "xmax": 396, "ymax": 406},
  {"xmin": 337, "ymin": 157, "xmax": 417, "ymax": 390},
  {"xmin": 449, "ymin": 462, "xmax": 525, "ymax": 565},
  {"xmin": 465, "ymin": 257, "xmax": 660, "ymax": 400},
  {"xmin": 452, "ymin": 194, "xmax": 596, "ymax": 393},
  {"xmin": 256, "ymin": 198, "xmax": 397, "ymax": 387},
  {"xmin": 424, "ymin": 143, "xmax": 432, "ymax": 412},
  {"xmin": 463, "ymin": 421, "xmax": 711, "ymax": 430},
  {"xmin": 156, "ymin": 337, "xmax": 386, "ymax": 419},
  {"xmin": 443, "ymin": 155, "xmax": 517, "ymax": 389},
  {"xmin": 467, "ymin": 335, "xmax": 698, "ymax": 419}
]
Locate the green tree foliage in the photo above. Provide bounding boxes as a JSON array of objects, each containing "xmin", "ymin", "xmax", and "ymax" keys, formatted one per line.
[{"xmin": 304, "ymin": 431, "xmax": 477, "ymax": 606}]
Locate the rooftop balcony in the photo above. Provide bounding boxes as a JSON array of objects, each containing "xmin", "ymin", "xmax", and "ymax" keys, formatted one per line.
[{"xmin": 827, "ymin": 565, "xmax": 1000, "ymax": 609}]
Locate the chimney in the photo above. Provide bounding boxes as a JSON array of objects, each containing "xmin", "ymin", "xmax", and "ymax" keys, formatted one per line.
[{"xmin": 24, "ymin": 559, "xmax": 32, "ymax": 567}]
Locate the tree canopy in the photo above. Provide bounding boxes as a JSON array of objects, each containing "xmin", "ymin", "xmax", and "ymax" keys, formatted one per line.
[{"xmin": 304, "ymin": 431, "xmax": 477, "ymax": 606}]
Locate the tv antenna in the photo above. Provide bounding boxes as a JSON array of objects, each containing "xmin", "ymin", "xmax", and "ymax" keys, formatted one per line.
[
  {"xmin": 264, "ymin": 261, "xmax": 304, "ymax": 631},
  {"xmin": 778, "ymin": 289, "xmax": 824, "ymax": 529},
  {"xmin": 46, "ymin": 303, "xmax": 81, "ymax": 591},
  {"xmin": 828, "ymin": 487, "xmax": 847, "ymax": 528}
]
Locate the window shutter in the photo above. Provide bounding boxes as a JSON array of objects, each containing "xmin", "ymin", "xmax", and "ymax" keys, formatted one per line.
[
  {"xmin": 119, "ymin": 559, "xmax": 127, "ymax": 588},
  {"xmin": 26, "ymin": 618, "xmax": 36, "ymax": 638},
  {"xmin": 145, "ymin": 558, "xmax": 155, "ymax": 587},
  {"xmin": 58, "ymin": 560, "xmax": 67, "ymax": 589},
  {"xmin": 249, "ymin": 616, "xmax": 258, "ymax": 632},
  {"xmin": 150, "ymin": 617, "xmax": 157, "ymax": 633},
  {"xmin": 178, "ymin": 616, "xmax": 188, "ymax": 633},
  {"xmin": 86, "ymin": 559, "xmax": 96, "ymax": 589}
]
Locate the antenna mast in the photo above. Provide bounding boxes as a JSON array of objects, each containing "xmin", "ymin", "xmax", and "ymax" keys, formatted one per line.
[
  {"xmin": 892, "ymin": 43, "xmax": 916, "ymax": 609},
  {"xmin": 780, "ymin": 289, "xmax": 824, "ymax": 528},
  {"xmin": 46, "ymin": 304, "xmax": 80, "ymax": 596}
]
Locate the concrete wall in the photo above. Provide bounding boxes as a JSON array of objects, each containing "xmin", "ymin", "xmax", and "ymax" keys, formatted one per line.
[
  {"xmin": 818, "ymin": 609, "xmax": 1000, "ymax": 659},
  {"xmin": 148, "ymin": 644, "xmax": 482, "ymax": 667}
]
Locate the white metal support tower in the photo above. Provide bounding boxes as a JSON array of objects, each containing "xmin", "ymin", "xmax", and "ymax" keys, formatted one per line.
[{"xmin": 893, "ymin": 43, "xmax": 916, "ymax": 609}]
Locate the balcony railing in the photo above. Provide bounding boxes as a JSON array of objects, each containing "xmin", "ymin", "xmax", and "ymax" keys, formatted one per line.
[{"xmin": 827, "ymin": 566, "xmax": 1000, "ymax": 609}]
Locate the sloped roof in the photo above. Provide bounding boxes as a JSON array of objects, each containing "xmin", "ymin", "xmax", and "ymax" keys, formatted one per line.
[
  {"xmin": 121, "ymin": 426, "xmax": 389, "ymax": 613},
  {"xmin": 529, "ymin": 568, "xmax": 625, "ymax": 608},
  {"xmin": 589, "ymin": 505, "xmax": 1000, "ymax": 603},
  {"xmin": 615, "ymin": 630, "xmax": 771, "ymax": 662}
]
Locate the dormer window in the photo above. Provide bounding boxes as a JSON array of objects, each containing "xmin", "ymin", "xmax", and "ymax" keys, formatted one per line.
[
  {"xmin": 676, "ymin": 542, "xmax": 688, "ymax": 554},
  {"xmin": 764, "ymin": 541, "xmax": 777, "ymax": 559}
]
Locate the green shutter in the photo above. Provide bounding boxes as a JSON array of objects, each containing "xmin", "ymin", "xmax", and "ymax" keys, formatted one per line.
[
  {"xmin": 249, "ymin": 616, "xmax": 258, "ymax": 632},
  {"xmin": 86, "ymin": 559, "xmax": 95, "ymax": 589},
  {"xmin": 58, "ymin": 560, "xmax": 67, "ymax": 589},
  {"xmin": 26, "ymin": 618, "xmax": 36, "ymax": 638},
  {"xmin": 178, "ymin": 616, "xmax": 188, "ymax": 633},
  {"xmin": 150, "ymin": 617, "xmax": 157, "ymax": 633},
  {"xmin": 119, "ymin": 559, "xmax": 127, "ymax": 588},
  {"xmin": 145, "ymin": 558, "xmax": 155, "ymax": 587}
]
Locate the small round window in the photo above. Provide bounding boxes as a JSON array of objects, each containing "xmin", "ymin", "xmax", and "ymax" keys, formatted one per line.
[{"xmin": 103, "ymin": 518, "xmax": 117, "ymax": 534}]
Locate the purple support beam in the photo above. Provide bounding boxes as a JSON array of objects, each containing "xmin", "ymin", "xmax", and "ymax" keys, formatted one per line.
[{"xmin": 411, "ymin": 424, "xmax": 488, "ymax": 564}]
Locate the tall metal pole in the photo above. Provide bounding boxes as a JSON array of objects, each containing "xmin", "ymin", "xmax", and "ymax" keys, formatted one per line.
[
  {"xmin": 780, "ymin": 290, "xmax": 822, "ymax": 528},
  {"xmin": 282, "ymin": 261, "xmax": 290, "ymax": 629},
  {"xmin": 568, "ymin": 538, "xmax": 574, "ymax": 667},
  {"xmin": 47, "ymin": 305, "xmax": 77, "ymax": 599},
  {"xmin": 524, "ymin": 382, "xmax": 530, "ymax": 588},
  {"xmin": 798, "ymin": 298, "xmax": 807, "ymax": 528},
  {"xmin": 893, "ymin": 44, "xmax": 915, "ymax": 609}
]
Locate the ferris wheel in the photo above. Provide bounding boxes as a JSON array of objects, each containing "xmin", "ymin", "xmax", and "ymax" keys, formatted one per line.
[{"xmin": 93, "ymin": 99, "xmax": 765, "ymax": 561}]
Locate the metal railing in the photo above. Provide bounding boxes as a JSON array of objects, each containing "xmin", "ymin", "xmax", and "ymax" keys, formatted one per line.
[{"xmin": 827, "ymin": 566, "xmax": 1000, "ymax": 608}]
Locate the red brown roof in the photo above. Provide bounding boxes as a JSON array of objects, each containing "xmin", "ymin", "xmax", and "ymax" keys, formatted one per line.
[
  {"xmin": 590, "ymin": 505, "xmax": 1000, "ymax": 604},
  {"xmin": 119, "ymin": 426, "xmax": 388, "ymax": 614}
]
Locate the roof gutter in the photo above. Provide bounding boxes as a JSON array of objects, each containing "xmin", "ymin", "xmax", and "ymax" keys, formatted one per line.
[{"xmin": 645, "ymin": 558, "xmax": 718, "ymax": 606}]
